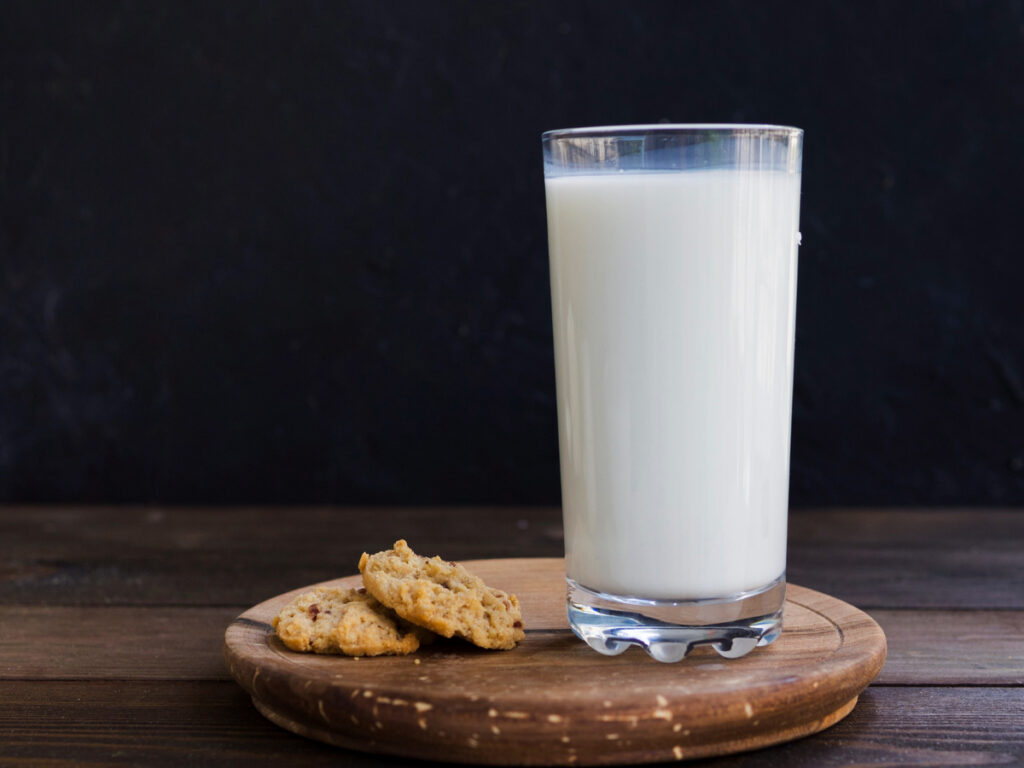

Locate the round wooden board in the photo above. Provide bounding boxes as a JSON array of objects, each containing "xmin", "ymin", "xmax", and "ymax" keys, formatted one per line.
[{"xmin": 224, "ymin": 558, "xmax": 886, "ymax": 765}]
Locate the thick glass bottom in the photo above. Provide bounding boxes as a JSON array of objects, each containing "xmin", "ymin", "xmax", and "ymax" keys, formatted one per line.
[{"xmin": 567, "ymin": 575, "xmax": 785, "ymax": 663}]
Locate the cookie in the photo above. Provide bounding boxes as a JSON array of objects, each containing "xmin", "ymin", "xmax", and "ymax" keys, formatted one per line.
[
  {"xmin": 358, "ymin": 539, "xmax": 525, "ymax": 650},
  {"xmin": 272, "ymin": 586, "xmax": 427, "ymax": 656}
]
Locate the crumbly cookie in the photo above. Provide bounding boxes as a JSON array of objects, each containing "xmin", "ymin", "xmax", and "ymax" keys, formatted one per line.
[
  {"xmin": 358, "ymin": 540, "xmax": 525, "ymax": 650},
  {"xmin": 272, "ymin": 586, "xmax": 427, "ymax": 656}
]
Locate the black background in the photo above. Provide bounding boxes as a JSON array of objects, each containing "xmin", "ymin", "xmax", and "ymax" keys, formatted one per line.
[{"xmin": 2, "ymin": 1, "xmax": 1022, "ymax": 505}]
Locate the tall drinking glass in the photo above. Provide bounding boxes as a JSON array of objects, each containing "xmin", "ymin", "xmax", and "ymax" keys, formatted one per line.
[{"xmin": 542, "ymin": 125, "xmax": 803, "ymax": 662}]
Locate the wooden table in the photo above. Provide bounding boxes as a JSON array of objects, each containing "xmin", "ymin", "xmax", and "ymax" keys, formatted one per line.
[{"xmin": 1, "ymin": 507, "xmax": 1022, "ymax": 766}]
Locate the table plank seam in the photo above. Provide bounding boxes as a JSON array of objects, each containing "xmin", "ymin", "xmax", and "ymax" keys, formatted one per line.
[
  {"xmin": 0, "ymin": 680, "xmax": 235, "ymax": 685},
  {"xmin": 829, "ymin": 606, "xmax": 1024, "ymax": 612},
  {"xmin": 869, "ymin": 682, "xmax": 1024, "ymax": 689},
  {"xmin": 4, "ymin": 679, "xmax": 1019, "ymax": 687}
]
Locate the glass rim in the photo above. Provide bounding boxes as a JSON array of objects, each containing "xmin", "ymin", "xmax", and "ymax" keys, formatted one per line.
[{"xmin": 542, "ymin": 123, "xmax": 802, "ymax": 140}]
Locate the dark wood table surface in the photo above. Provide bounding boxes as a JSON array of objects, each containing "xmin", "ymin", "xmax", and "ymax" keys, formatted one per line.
[{"xmin": 2, "ymin": 507, "xmax": 1023, "ymax": 766}]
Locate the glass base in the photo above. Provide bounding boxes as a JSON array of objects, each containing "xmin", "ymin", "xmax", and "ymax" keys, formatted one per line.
[{"xmin": 567, "ymin": 575, "xmax": 785, "ymax": 663}]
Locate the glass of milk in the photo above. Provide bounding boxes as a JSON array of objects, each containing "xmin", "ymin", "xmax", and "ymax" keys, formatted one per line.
[{"xmin": 543, "ymin": 125, "xmax": 803, "ymax": 662}]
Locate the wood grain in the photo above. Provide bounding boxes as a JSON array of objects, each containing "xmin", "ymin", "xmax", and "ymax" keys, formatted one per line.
[
  {"xmin": 699, "ymin": 685, "xmax": 1024, "ymax": 767},
  {"xmin": 224, "ymin": 559, "xmax": 885, "ymax": 765},
  {"xmin": 3, "ymin": 507, "xmax": 1022, "ymax": 609},
  {"xmin": 1, "ymin": 606, "xmax": 1020, "ymax": 686},
  {"xmin": 787, "ymin": 508, "xmax": 1024, "ymax": 609},
  {"xmin": 0, "ymin": 506, "xmax": 564, "ymax": 606},
  {"xmin": 0, "ymin": 606, "xmax": 238, "ymax": 680},
  {"xmin": 871, "ymin": 609, "xmax": 1024, "ymax": 685},
  {"xmin": 3, "ymin": 684, "xmax": 1022, "ymax": 767},
  {"xmin": 1, "ymin": 506, "xmax": 1023, "ymax": 768}
]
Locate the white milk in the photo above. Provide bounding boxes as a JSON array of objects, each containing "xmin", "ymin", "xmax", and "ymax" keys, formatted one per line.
[{"xmin": 545, "ymin": 169, "xmax": 800, "ymax": 600}]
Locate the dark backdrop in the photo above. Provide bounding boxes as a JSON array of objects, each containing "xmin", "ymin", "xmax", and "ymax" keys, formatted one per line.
[{"xmin": 2, "ymin": 1, "xmax": 1022, "ymax": 504}]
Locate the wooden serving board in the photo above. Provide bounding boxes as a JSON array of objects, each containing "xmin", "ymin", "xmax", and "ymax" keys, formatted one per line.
[{"xmin": 224, "ymin": 558, "xmax": 886, "ymax": 765}]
